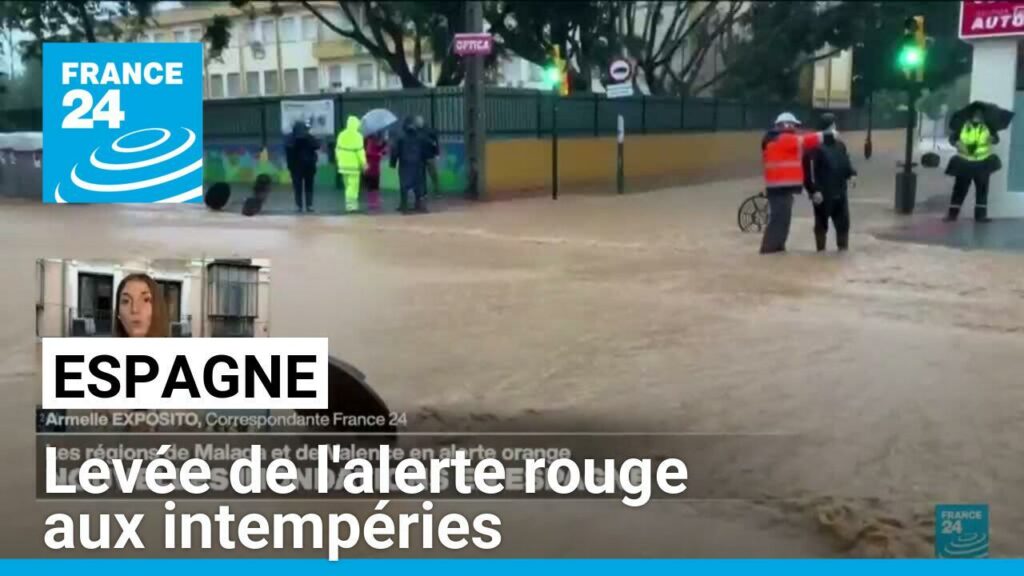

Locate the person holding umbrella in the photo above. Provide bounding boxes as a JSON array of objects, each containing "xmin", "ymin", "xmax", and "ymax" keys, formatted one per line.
[
  {"xmin": 944, "ymin": 101, "xmax": 1014, "ymax": 222},
  {"xmin": 360, "ymin": 109, "xmax": 399, "ymax": 212}
]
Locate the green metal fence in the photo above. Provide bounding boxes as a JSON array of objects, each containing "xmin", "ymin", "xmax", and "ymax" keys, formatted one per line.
[{"xmin": 1, "ymin": 86, "xmax": 899, "ymax": 142}]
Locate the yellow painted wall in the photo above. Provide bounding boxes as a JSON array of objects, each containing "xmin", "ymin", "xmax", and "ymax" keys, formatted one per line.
[{"xmin": 485, "ymin": 129, "xmax": 904, "ymax": 200}]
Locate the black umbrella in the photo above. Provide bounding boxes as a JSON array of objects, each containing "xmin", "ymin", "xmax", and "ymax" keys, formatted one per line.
[{"xmin": 949, "ymin": 101, "xmax": 1015, "ymax": 135}]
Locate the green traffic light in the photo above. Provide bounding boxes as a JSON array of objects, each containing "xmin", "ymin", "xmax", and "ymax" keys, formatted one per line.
[
  {"xmin": 898, "ymin": 45, "xmax": 924, "ymax": 70},
  {"xmin": 544, "ymin": 65, "xmax": 561, "ymax": 86}
]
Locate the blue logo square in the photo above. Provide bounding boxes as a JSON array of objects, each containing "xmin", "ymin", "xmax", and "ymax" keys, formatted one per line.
[
  {"xmin": 935, "ymin": 504, "xmax": 989, "ymax": 558},
  {"xmin": 42, "ymin": 43, "xmax": 204, "ymax": 203}
]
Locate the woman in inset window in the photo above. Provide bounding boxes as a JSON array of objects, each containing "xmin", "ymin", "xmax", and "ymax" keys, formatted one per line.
[{"xmin": 114, "ymin": 273, "xmax": 169, "ymax": 337}]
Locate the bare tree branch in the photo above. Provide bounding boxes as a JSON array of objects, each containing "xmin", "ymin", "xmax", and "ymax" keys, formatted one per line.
[
  {"xmin": 679, "ymin": 1, "xmax": 741, "ymax": 85},
  {"xmin": 651, "ymin": 0, "xmax": 690, "ymax": 65},
  {"xmin": 654, "ymin": 0, "xmax": 719, "ymax": 68}
]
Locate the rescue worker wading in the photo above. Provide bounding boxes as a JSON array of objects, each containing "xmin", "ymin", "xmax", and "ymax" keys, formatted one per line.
[
  {"xmin": 945, "ymin": 109, "xmax": 1000, "ymax": 223},
  {"xmin": 335, "ymin": 116, "xmax": 367, "ymax": 213},
  {"xmin": 760, "ymin": 112, "xmax": 832, "ymax": 254}
]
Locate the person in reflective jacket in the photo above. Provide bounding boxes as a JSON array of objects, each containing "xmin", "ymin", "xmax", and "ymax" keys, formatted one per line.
[
  {"xmin": 945, "ymin": 109, "xmax": 1000, "ymax": 223},
  {"xmin": 759, "ymin": 112, "xmax": 830, "ymax": 254},
  {"xmin": 334, "ymin": 116, "xmax": 366, "ymax": 213}
]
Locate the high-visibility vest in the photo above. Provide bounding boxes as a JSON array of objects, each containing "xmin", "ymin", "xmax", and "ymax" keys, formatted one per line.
[
  {"xmin": 763, "ymin": 131, "xmax": 822, "ymax": 189},
  {"xmin": 959, "ymin": 123, "xmax": 992, "ymax": 162},
  {"xmin": 335, "ymin": 116, "xmax": 367, "ymax": 174}
]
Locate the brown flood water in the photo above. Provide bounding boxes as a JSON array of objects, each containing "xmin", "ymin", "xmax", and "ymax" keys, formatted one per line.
[{"xmin": 0, "ymin": 155, "xmax": 1022, "ymax": 558}]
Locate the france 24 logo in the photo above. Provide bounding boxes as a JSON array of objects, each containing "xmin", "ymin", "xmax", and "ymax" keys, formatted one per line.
[{"xmin": 42, "ymin": 43, "xmax": 204, "ymax": 203}]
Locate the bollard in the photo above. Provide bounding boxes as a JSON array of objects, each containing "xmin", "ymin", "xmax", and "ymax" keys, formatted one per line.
[{"xmin": 616, "ymin": 114, "xmax": 624, "ymax": 194}]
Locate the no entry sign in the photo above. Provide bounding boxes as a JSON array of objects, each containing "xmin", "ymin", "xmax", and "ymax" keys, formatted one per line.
[
  {"xmin": 453, "ymin": 33, "xmax": 494, "ymax": 56},
  {"xmin": 960, "ymin": 1, "xmax": 1024, "ymax": 39},
  {"xmin": 609, "ymin": 59, "xmax": 633, "ymax": 82}
]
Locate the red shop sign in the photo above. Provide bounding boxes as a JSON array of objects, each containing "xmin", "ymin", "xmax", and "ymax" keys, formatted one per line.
[{"xmin": 960, "ymin": 1, "xmax": 1024, "ymax": 39}]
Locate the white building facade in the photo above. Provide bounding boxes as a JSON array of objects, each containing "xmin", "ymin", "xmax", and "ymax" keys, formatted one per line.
[{"xmin": 135, "ymin": 2, "xmax": 435, "ymax": 99}]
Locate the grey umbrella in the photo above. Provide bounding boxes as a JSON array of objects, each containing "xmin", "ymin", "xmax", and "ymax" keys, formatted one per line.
[{"xmin": 360, "ymin": 108, "xmax": 398, "ymax": 136}]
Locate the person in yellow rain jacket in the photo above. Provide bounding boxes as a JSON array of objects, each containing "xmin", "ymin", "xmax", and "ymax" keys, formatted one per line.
[
  {"xmin": 945, "ymin": 109, "xmax": 1000, "ymax": 222},
  {"xmin": 335, "ymin": 116, "xmax": 367, "ymax": 212}
]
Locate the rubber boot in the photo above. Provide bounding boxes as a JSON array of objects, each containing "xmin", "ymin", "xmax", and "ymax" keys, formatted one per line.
[
  {"xmin": 815, "ymin": 232, "xmax": 827, "ymax": 252},
  {"xmin": 975, "ymin": 205, "xmax": 991, "ymax": 223},
  {"xmin": 836, "ymin": 231, "xmax": 849, "ymax": 251}
]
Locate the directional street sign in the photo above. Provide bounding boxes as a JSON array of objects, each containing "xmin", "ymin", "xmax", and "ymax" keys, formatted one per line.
[{"xmin": 606, "ymin": 82, "xmax": 635, "ymax": 99}]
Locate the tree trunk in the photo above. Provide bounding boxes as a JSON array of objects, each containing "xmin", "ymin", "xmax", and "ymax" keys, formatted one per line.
[{"xmin": 76, "ymin": 1, "xmax": 97, "ymax": 42}]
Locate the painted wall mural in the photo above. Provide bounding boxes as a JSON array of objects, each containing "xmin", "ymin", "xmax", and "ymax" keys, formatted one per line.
[{"xmin": 203, "ymin": 140, "xmax": 467, "ymax": 196}]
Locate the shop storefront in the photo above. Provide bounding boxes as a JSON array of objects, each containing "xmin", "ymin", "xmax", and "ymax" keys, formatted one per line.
[{"xmin": 960, "ymin": 1, "xmax": 1024, "ymax": 216}]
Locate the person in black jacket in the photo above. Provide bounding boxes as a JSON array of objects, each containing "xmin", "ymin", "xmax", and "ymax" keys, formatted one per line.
[
  {"xmin": 413, "ymin": 116, "xmax": 441, "ymax": 197},
  {"xmin": 802, "ymin": 115, "xmax": 856, "ymax": 251},
  {"xmin": 390, "ymin": 116, "xmax": 430, "ymax": 213},
  {"xmin": 285, "ymin": 121, "xmax": 320, "ymax": 212}
]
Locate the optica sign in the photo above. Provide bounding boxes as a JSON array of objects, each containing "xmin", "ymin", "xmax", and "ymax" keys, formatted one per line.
[
  {"xmin": 960, "ymin": 1, "xmax": 1024, "ymax": 39},
  {"xmin": 453, "ymin": 33, "xmax": 494, "ymax": 56}
]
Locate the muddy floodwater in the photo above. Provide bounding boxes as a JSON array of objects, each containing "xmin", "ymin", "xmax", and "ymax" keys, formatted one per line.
[{"xmin": 1, "ymin": 153, "xmax": 1022, "ymax": 558}]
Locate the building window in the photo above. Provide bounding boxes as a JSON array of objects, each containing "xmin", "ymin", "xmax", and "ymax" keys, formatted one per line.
[
  {"xmin": 75, "ymin": 273, "xmax": 113, "ymax": 336},
  {"xmin": 246, "ymin": 20, "xmax": 259, "ymax": 44},
  {"xmin": 153, "ymin": 31, "xmax": 169, "ymax": 42},
  {"xmin": 303, "ymin": 67, "xmax": 319, "ymax": 93},
  {"xmin": 246, "ymin": 71, "xmax": 260, "ymax": 96},
  {"xmin": 209, "ymin": 74, "xmax": 225, "ymax": 98},
  {"xmin": 280, "ymin": 16, "xmax": 296, "ymax": 42},
  {"xmin": 226, "ymin": 72, "xmax": 241, "ymax": 98},
  {"xmin": 328, "ymin": 64, "xmax": 343, "ymax": 91},
  {"xmin": 260, "ymin": 19, "xmax": 276, "ymax": 44},
  {"xmin": 174, "ymin": 29, "xmax": 186, "ymax": 43},
  {"xmin": 206, "ymin": 262, "xmax": 259, "ymax": 338},
  {"xmin": 264, "ymin": 70, "xmax": 279, "ymax": 95},
  {"xmin": 357, "ymin": 63, "xmax": 374, "ymax": 88},
  {"xmin": 319, "ymin": 21, "xmax": 335, "ymax": 41},
  {"xmin": 386, "ymin": 72, "xmax": 401, "ymax": 88},
  {"xmin": 156, "ymin": 280, "xmax": 182, "ymax": 324},
  {"xmin": 228, "ymin": 23, "xmax": 239, "ymax": 47},
  {"xmin": 188, "ymin": 27, "xmax": 202, "ymax": 43},
  {"xmin": 528, "ymin": 63, "xmax": 542, "ymax": 82},
  {"xmin": 302, "ymin": 15, "xmax": 318, "ymax": 41},
  {"xmin": 284, "ymin": 68, "xmax": 300, "ymax": 94}
]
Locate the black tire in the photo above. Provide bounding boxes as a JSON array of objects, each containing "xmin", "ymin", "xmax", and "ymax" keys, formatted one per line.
[{"xmin": 737, "ymin": 193, "xmax": 770, "ymax": 232}]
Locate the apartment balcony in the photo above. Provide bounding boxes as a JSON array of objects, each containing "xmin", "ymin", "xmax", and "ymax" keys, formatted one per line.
[
  {"xmin": 313, "ymin": 40, "xmax": 361, "ymax": 60},
  {"xmin": 313, "ymin": 38, "xmax": 421, "ymax": 61}
]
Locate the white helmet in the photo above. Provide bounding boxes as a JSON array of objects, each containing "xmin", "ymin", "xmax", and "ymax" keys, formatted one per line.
[{"xmin": 774, "ymin": 112, "xmax": 801, "ymax": 126}]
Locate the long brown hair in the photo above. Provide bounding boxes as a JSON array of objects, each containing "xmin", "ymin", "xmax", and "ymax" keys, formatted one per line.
[{"xmin": 114, "ymin": 273, "xmax": 169, "ymax": 337}]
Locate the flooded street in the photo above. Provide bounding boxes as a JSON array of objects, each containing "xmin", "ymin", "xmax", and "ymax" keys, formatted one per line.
[{"xmin": 1, "ymin": 149, "xmax": 1023, "ymax": 557}]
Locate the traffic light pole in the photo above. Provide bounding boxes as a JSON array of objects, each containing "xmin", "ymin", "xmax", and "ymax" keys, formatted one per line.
[
  {"xmin": 864, "ymin": 90, "xmax": 874, "ymax": 159},
  {"xmin": 552, "ymin": 94, "xmax": 559, "ymax": 200},
  {"xmin": 464, "ymin": 1, "xmax": 485, "ymax": 200},
  {"xmin": 895, "ymin": 84, "xmax": 918, "ymax": 214}
]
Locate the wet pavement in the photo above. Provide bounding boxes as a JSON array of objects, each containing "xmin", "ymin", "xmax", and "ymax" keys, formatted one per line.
[{"xmin": 0, "ymin": 143, "xmax": 1022, "ymax": 558}]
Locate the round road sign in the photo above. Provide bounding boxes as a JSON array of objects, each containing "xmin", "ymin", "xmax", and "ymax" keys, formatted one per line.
[{"xmin": 609, "ymin": 59, "xmax": 632, "ymax": 82}]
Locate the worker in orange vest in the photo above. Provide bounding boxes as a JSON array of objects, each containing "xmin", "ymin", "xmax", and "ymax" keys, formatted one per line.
[{"xmin": 760, "ymin": 112, "xmax": 833, "ymax": 254}]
